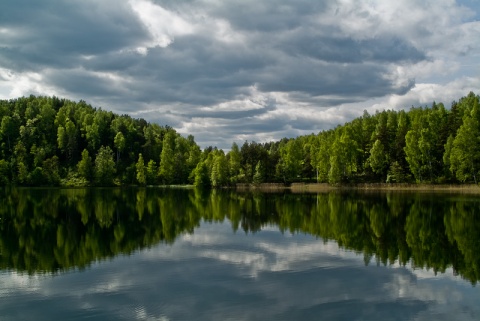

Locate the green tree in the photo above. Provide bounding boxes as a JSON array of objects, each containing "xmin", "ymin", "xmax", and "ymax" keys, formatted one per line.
[
  {"xmin": 450, "ymin": 105, "xmax": 480, "ymax": 183},
  {"xmin": 387, "ymin": 161, "xmax": 405, "ymax": 183},
  {"xmin": 158, "ymin": 132, "xmax": 175, "ymax": 184},
  {"xmin": 17, "ymin": 161, "xmax": 28, "ymax": 185},
  {"xmin": 228, "ymin": 142, "xmax": 241, "ymax": 183},
  {"xmin": 211, "ymin": 151, "xmax": 228, "ymax": 187},
  {"xmin": 253, "ymin": 161, "xmax": 265, "ymax": 184},
  {"xmin": 77, "ymin": 149, "xmax": 93, "ymax": 182},
  {"xmin": 275, "ymin": 139, "xmax": 302, "ymax": 183},
  {"xmin": 42, "ymin": 156, "xmax": 60, "ymax": 185},
  {"xmin": 0, "ymin": 159, "xmax": 10, "ymax": 185},
  {"xmin": 328, "ymin": 126, "xmax": 358, "ymax": 183},
  {"xmin": 391, "ymin": 110, "xmax": 409, "ymax": 182},
  {"xmin": 280, "ymin": 139, "xmax": 303, "ymax": 182},
  {"xmin": 313, "ymin": 132, "xmax": 333, "ymax": 183},
  {"xmin": 86, "ymin": 122, "xmax": 100, "ymax": 152},
  {"xmin": 14, "ymin": 141, "xmax": 28, "ymax": 184},
  {"xmin": 146, "ymin": 159, "xmax": 157, "ymax": 185},
  {"xmin": 404, "ymin": 129, "xmax": 423, "ymax": 182},
  {"xmin": 173, "ymin": 136, "xmax": 189, "ymax": 183},
  {"xmin": 368, "ymin": 139, "xmax": 388, "ymax": 179},
  {"xmin": 57, "ymin": 119, "xmax": 78, "ymax": 162},
  {"xmin": 194, "ymin": 161, "xmax": 210, "ymax": 187},
  {"xmin": 136, "ymin": 153, "xmax": 146, "ymax": 185},
  {"xmin": 114, "ymin": 132, "xmax": 126, "ymax": 163},
  {"xmin": 186, "ymin": 135, "xmax": 201, "ymax": 182},
  {"xmin": 94, "ymin": 146, "xmax": 116, "ymax": 186},
  {"xmin": 142, "ymin": 124, "xmax": 163, "ymax": 163},
  {"xmin": 443, "ymin": 135, "xmax": 454, "ymax": 181},
  {"xmin": 0, "ymin": 115, "xmax": 16, "ymax": 152},
  {"xmin": 328, "ymin": 155, "xmax": 342, "ymax": 184},
  {"xmin": 30, "ymin": 144, "xmax": 46, "ymax": 168}
]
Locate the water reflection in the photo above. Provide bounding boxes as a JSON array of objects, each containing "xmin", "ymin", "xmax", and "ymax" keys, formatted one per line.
[{"xmin": 0, "ymin": 188, "xmax": 480, "ymax": 284}]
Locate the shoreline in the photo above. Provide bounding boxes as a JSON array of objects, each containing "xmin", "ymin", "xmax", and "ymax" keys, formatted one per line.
[
  {"xmin": 8, "ymin": 183, "xmax": 480, "ymax": 194},
  {"xmin": 237, "ymin": 183, "xmax": 480, "ymax": 194}
]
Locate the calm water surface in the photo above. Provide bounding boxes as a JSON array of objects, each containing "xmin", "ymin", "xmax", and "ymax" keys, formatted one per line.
[{"xmin": 1, "ymin": 188, "xmax": 480, "ymax": 320}]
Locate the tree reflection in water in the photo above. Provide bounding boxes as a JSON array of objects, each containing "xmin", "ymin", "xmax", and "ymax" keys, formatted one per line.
[{"xmin": 0, "ymin": 187, "xmax": 479, "ymax": 284}]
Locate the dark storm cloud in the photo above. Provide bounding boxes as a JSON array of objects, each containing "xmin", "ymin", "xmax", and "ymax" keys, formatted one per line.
[
  {"xmin": 0, "ymin": 0, "xmax": 422, "ymax": 104},
  {"xmin": 1, "ymin": 0, "xmax": 478, "ymax": 148},
  {"xmin": 76, "ymin": 34, "xmax": 269, "ymax": 106},
  {"xmin": 206, "ymin": 0, "xmax": 327, "ymax": 32},
  {"xmin": 3, "ymin": 0, "xmax": 147, "ymax": 50},
  {"xmin": 0, "ymin": 0, "xmax": 148, "ymax": 70},
  {"xmin": 257, "ymin": 58, "xmax": 415, "ymax": 98},
  {"xmin": 287, "ymin": 91, "xmax": 364, "ymax": 106},
  {"xmin": 187, "ymin": 104, "xmax": 277, "ymax": 120},
  {"xmin": 284, "ymin": 33, "xmax": 426, "ymax": 64}
]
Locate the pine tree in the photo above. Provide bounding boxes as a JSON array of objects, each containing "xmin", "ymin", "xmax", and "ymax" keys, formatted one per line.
[{"xmin": 253, "ymin": 161, "xmax": 264, "ymax": 184}]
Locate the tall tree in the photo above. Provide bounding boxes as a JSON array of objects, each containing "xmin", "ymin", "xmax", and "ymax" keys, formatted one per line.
[
  {"xmin": 0, "ymin": 159, "xmax": 9, "ymax": 185},
  {"xmin": 328, "ymin": 126, "xmax": 358, "ymax": 183},
  {"xmin": 77, "ymin": 149, "xmax": 93, "ymax": 182},
  {"xmin": 14, "ymin": 141, "xmax": 28, "ymax": 184},
  {"xmin": 253, "ymin": 161, "xmax": 265, "ymax": 184},
  {"xmin": 404, "ymin": 129, "xmax": 423, "ymax": 182},
  {"xmin": 42, "ymin": 156, "xmax": 60, "ymax": 185},
  {"xmin": 228, "ymin": 142, "xmax": 241, "ymax": 183},
  {"xmin": 136, "ymin": 153, "xmax": 146, "ymax": 185},
  {"xmin": 194, "ymin": 161, "xmax": 210, "ymax": 187},
  {"xmin": 57, "ymin": 119, "xmax": 78, "ymax": 162},
  {"xmin": 390, "ymin": 110, "xmax": 409, "ymax": 182},
  {"xmin": 158, "ymin": 132, "xmax": 175, "ymax": 184},
  {"xmin": 368, "ymin": 139, "xmax": 388, "ymax": 180},
  {"xmin": 114, "ymin": 132, "xmax": 126, "ymax": 163},
  {"xmin": 94, "ymin": 146, "xmax": 116, "ymax": 186},
  {"xmin": 450, "ymin": 102, "xmax": 480, "ymax": 183},
  {"xmin": 211, "ymin": 151, "xmax": 228, "ymax": 187},
  {"xmin": 0, "ymin": 116, "xmax": 16, "ymax": 152},
  {"xmin": 277, "ymin": 139, "xmax": 303, "ymax": 182},
  {"xmin": 146, "ymin": 159, "xmax": 157, "ymax": 185}
]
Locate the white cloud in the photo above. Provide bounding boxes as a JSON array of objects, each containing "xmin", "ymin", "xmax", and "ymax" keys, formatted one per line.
[
  {"xmin": 129, "ymin": 0, "xmax": 195, "ymax": 48},
  {"xmin": 0, "ymin": 69, "xmax": 61, "ymax": 99},
  {"xmin": 368, "ymin": 77, "xmax": 480, "ymax": 112}
]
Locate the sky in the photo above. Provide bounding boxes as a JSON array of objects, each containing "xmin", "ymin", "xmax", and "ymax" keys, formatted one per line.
[{"xmin": 0, "ymin": 0, "xmax": 479, "ymax": 149}]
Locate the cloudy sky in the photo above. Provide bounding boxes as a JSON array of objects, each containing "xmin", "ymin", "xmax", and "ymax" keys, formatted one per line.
[{"xmin": 1, "ymin": 0, "xmax": 479, "ymax": 149}]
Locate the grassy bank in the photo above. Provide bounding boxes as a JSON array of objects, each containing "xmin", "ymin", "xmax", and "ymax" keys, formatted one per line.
[{"xmin": 238, "ymin": 183, "xmax": 480, "ymax": 194}]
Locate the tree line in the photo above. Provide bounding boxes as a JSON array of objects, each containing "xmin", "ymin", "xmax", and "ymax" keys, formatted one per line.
[{"xmin": 0, "ymin": 92, "xmax": 479, "ymax": 186}]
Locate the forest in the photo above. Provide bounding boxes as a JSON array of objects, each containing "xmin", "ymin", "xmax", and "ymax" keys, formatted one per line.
[{"xmin": 0, "ymin": 92, "xmax": 479, "ymax": 187}]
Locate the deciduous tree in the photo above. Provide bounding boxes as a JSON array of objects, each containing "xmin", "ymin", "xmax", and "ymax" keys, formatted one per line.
[
  {"xmin": 136, "ymin": 153, "xmax": 146, "ymax": 185},
  {"xmin": 94, "ymin": 146, "xmax": 116, "ymax": 186}
]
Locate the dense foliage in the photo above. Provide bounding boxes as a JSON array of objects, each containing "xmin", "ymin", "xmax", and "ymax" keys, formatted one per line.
[
  {"xmin": 0, "ymin": 92, "xmax": 479, "ymax": 186},
  {"xmin": 0, "ymin": 96, "xmax": 201, "ymax": 186}
]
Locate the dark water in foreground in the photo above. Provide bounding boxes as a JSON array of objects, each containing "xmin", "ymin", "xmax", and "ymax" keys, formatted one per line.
[{"xmin": 1, "ymin": 187, "xmax": 480, "ymax": 320}]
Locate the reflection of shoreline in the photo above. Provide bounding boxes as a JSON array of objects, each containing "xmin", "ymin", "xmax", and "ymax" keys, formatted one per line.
[
  {"xmin": 237, "ymin": 183, "xmax": 480, "ymax": 194},
  {"xmin": 1, "ymin": 188, "xmax": 479, "ymax": 284}
]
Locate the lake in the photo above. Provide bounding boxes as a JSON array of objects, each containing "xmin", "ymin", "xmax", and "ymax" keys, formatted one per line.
[{"xmin": 1, "ymin": 187, "xmax": 480, "ymax": 320}]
